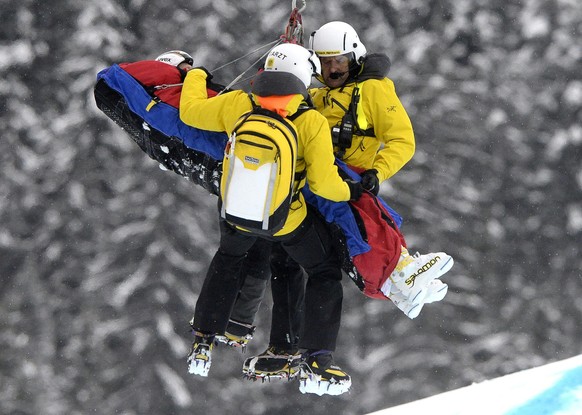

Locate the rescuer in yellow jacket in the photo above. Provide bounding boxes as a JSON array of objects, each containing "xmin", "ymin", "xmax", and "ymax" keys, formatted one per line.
[
  {"xmin": 309, "ymin": 21, "xmax": 415, "ymax": 193},
  {"xmin": 181, "ymin": 42, "xmax": 359, "ymax": 396}
]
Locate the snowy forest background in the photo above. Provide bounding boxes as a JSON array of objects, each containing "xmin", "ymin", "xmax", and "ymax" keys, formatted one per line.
[{"xmin": 1, "ymin": 0, "xmax": 581, "ymax": 414}]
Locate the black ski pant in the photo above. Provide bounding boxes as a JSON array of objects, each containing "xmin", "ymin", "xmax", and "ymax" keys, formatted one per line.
[
  {"xmin": 228, "ymin": 239, "xmax": 304, "ymax": 350},
  {"xmin": 268, "ymin": 242, "xmax": 305, "ymax": 350},
  {"xmin": 192, "ymin": 210, "xmax": 343, "ymax": 351},
  {"xmin": 228, "ymin": 241, "xmax": 305, "ymax": 351},
  {"xmin": 228, "ymin": 238, "xmax": 273, "ymax": 326}
]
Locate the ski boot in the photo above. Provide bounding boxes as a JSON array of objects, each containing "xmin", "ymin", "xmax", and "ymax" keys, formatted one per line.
[
  {"xmin": 187, "ymin": 331, "xmax": 215, "ymax": 377},
  {"xmin": 390, "ymin": 279, "xmax": 449, "ymax": 319},
  {"xmin": 242, "ymin": 345, "xmax": 302, "ymax": 381},
  {"xmin": 215, "ymin": 319, "xmax": 256, "ymax": 351},
  {"xmin": 383, "ymin": 247, "xmax": 453, "ymax": 306},
  {"xmin": 298, "ymin": 351, "xmax": 352, "ymax": 396}
]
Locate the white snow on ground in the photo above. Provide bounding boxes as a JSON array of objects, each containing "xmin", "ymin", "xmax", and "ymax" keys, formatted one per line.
[{"xmin": 367, "ymin": 354, "xmax": 582, "ymax": 415}]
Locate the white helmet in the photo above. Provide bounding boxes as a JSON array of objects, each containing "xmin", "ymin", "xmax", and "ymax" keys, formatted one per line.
[
  {"xmin": 263, "ymin": 43, "xmax": 321, "ymax": 89},
  {"xmin": 309, "ymin": 21, "xmax": 367, "ymax": 64},
  {"xmin": 155, "ymin": 50, "xmax": 194, "ymax": 67}
]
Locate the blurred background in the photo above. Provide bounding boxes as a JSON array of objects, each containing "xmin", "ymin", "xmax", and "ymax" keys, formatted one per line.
[{"xmin": 1, "ymin": 0, "xmax": 581, "ymax": 414}]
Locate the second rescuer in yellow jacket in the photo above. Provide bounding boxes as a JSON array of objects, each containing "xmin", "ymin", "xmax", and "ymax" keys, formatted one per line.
[
  {"xmin": 179, "ymin": 45, "xmax": 359, "ymax": 236},
  {"xmin": 309, "ymin": 21, "xmax": 415, "ymax": 192}
]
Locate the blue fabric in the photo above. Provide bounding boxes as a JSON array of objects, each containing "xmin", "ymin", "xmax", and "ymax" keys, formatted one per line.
[
  {"xmin": 97, "ymin": 64, "xmax": 228, "ymax": 160},
  {"xmin": 335, "ymin": 159, "xmax": 403, "ymax": 228},
  {"xmin": 302, "ymin": 186, "xmax": 370, "ymax": 257},
  {"xmin": 302, "ymin": 160, "xmax": 403, "ymax": 258}
]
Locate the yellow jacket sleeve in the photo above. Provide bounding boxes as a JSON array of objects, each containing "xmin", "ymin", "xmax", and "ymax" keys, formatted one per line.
[
  {"xmin": 294, "ymin": 111, "xmax": 351, "ymax": 202},
  {"xmin": 361, "ymin": 78, "xmax": 415, "ymax": 182},
  {"xmin": 179, "ymin": 69, "xmax": 251, "ymax": 134}
]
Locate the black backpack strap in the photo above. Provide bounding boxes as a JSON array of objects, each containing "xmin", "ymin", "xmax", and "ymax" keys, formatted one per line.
[
  {"xmin": 348, "ymin": 86, "xmax": 375, "ymax": 137},
  {"xmin": 247, "ymin": 92, "xmax": 259, "ymax": 110},
  {"xmin": 286, "ymin": 103, "xmax": 313, "ymax": 200},
  {"xmin": 287, "ymin": 106, "xmax": 311, "ymax": 121},
  {"xmin": 231, "ymin": 94, "xmax": 260, "ymax": 135}
]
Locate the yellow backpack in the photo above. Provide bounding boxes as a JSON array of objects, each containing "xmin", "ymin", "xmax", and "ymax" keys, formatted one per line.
[{"xmin": 220, "ymin": 97, "xmax": 306, "ymax": 235}]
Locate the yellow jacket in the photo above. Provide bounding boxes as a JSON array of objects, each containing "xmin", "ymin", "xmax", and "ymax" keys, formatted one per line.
[
  {"xmin": 180, "ymin": 68, "xmax": 351, "ymax": 235},
  {"xmin": 310, "ymin": 77, "xmax": 415, "ymax": 183}
]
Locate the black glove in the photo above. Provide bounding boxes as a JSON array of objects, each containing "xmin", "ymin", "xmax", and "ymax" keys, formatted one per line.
[
  {"xmin": 346, "ymin": 180, "xmax": 364, "ymax": 201},
  {"xmin": 193, "ymin": 66, "xmax": 213, "ymax": 80},
  {"xmin": 360, "ymin": 169, "xmax": 379, "ymax": 195}
]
